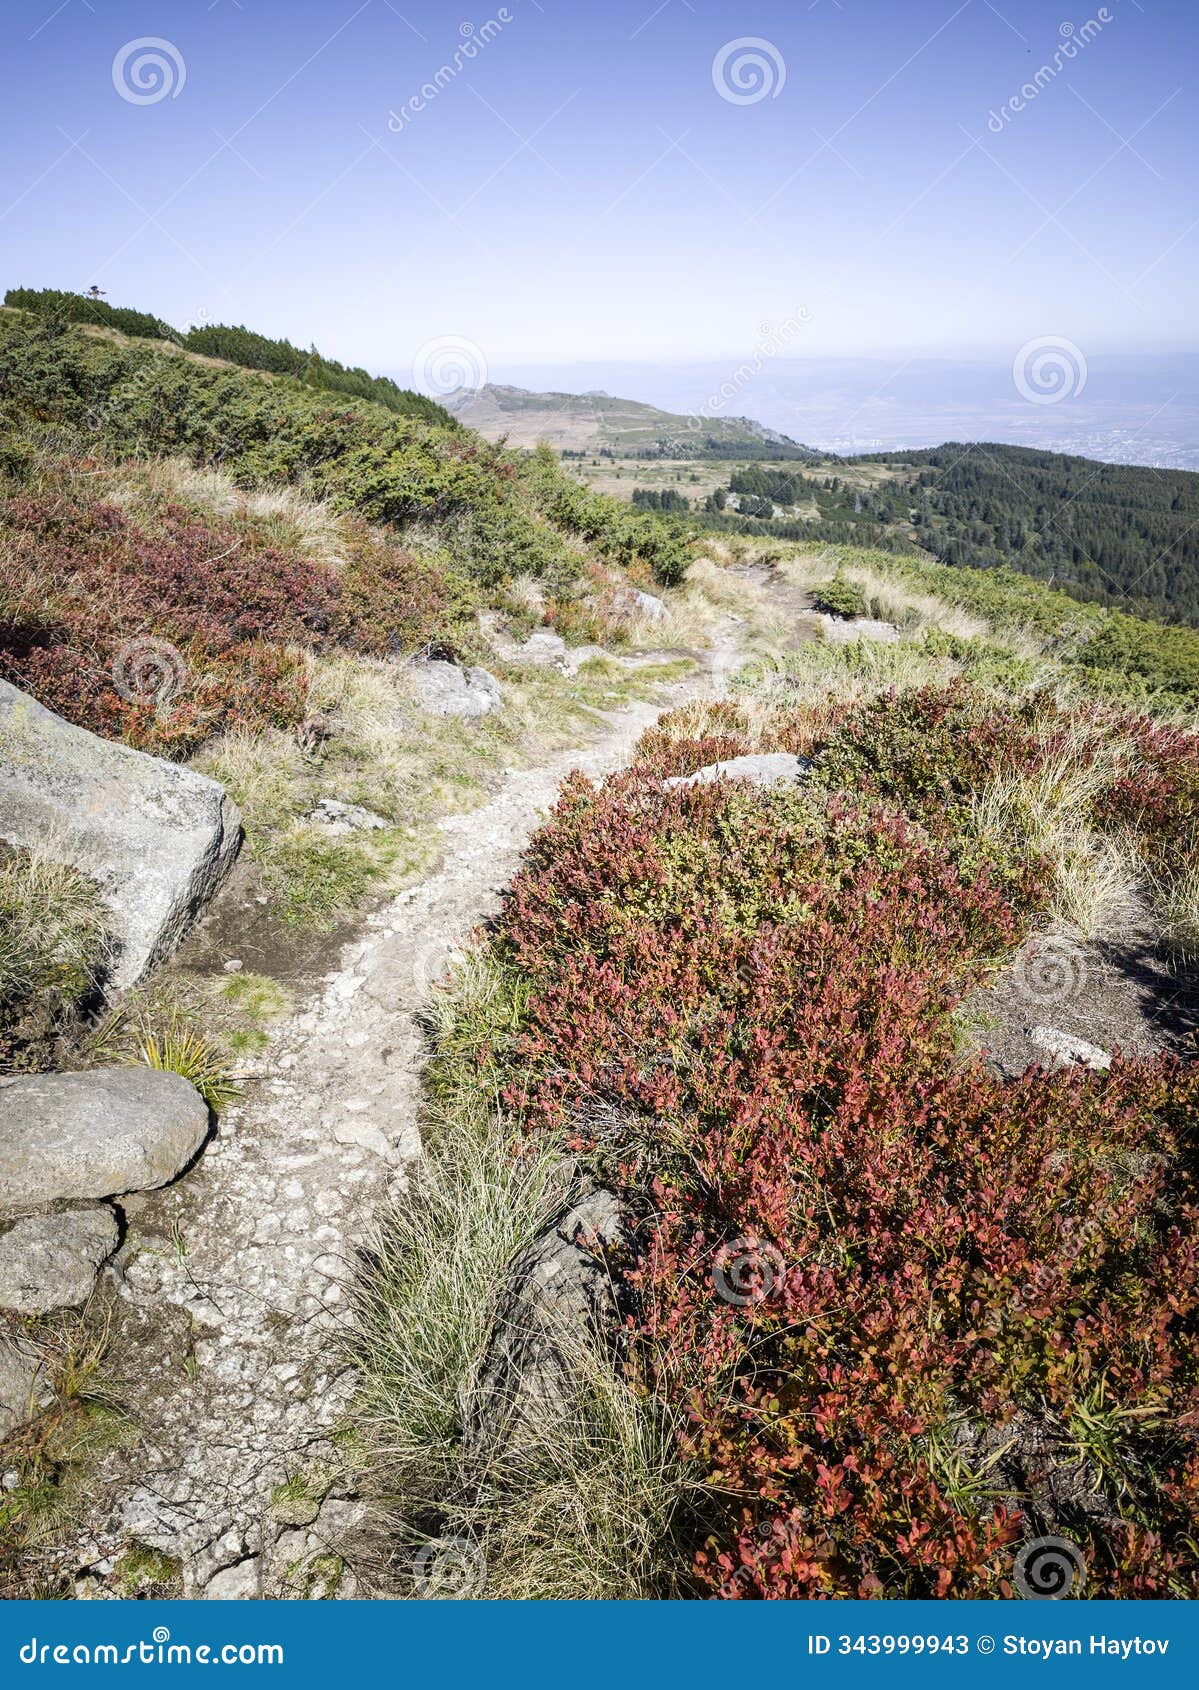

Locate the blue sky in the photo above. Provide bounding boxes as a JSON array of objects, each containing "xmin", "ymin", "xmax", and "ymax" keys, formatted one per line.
[{"xmin": 1, "ymin": 0, "xmax": 1195, "ymax": 382}]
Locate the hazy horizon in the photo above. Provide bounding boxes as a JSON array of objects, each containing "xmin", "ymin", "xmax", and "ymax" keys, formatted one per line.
[{"xmin": 429, "ymin": 350, "xmax": 1199, "ymax": 470}]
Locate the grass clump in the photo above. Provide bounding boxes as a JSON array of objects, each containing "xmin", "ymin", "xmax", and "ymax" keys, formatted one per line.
[
  {"xmin": 0, "ymin": 845, "xmax": 109, "ymax": 1069},
  {"xmin": 134, "ymin": 1013, "xmax": 241, "ymax": 1112},
  {"xmin": 350, "ymin": 952, "xmax": 702, "ymax": 1599},
  {"xmin": 0, "ymin": 1311, "xmax": 130, "ymax": 1599}
]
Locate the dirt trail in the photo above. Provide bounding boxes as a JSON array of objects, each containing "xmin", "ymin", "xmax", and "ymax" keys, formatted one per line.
[{"xmin": 97, "ymin": 614, "xmax": 749, "ymax": 1599}]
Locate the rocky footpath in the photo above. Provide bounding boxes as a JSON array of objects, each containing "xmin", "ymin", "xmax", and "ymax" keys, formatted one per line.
[{"xmin": 59, "ymin": 627, "xmax": 743, "ymax": 1600}]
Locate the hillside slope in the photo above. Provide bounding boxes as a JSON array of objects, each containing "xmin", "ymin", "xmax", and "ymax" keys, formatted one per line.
[
  {"xmin": 699, "ymin": 442, "xmax": 1199, "ymax": 627},
  {"xmin": 444, "ymin": 381, "xmax": 813, "ymax": 458}
]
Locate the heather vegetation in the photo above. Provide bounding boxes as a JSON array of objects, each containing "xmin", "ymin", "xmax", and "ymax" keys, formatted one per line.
[
  {"xmin": 357, "ymin": 540, "xmax": 1199, "ymax": 1599},
  {"xmin": 0, "ymin": 309, "xmax": 690, "ymax": 594}
]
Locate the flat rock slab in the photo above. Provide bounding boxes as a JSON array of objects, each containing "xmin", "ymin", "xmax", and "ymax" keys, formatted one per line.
[
  {"xmin": 1030, "ymin": 1026, "xmax": 1112, "ymax": 1072},
  {"xmin": 518, "ymin": 631, "xmax": 569, "ymax": 668},
  {"xmin": 0, "ymin": 680, "xmax": 241, "ymax": 991},
  {"xmin": 666, "ymin": 752, "xmax": 811, "ymax": 792},
  {"xmin": 409, "ymin": 660, "xmax": 503, "ymax": 719},
  {"xmin": 820, "ymin": 614, "xmax": 901, "ymax": 645},
  {"xmin": 0, "ymin": 1069, "xmax": 210, "ymax": 1210},
  {"xmin": 308, "ymin": 798, "xmax": 388, "ymax": 834},
  {"xmin": 0, "ymin": 1205, "xmax": 119, "ymax": 1313}
]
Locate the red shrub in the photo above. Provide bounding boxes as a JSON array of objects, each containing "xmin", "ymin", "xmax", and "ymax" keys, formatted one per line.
[
  {"xmin": 485, "ymin": 692, "xmax": 1199, "ymax": 1598},
  {"xmin": 0, "ymin": 479, "xmax": 454, "ymax": 755}
]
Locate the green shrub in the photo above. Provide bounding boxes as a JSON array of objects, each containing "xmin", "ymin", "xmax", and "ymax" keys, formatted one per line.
[
  {"xmin": 4, "ymin": 285, "xmax": 179, "ymax": 343},
  {"xmin": 811, "ymin": 571, "xmax": 868, "ymax": 620}
]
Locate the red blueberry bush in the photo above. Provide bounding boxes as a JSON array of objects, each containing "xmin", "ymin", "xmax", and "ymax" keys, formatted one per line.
[
  {"xmin": 0, "ymin": 476, "xmax": 453, "ymax": 755},
  {"xmin": 484, "ymin": 684, "xmax": 1199, "ymax": 1597}
]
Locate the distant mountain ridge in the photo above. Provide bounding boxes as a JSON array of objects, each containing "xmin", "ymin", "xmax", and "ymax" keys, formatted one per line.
[{"xmin": 444, "ymin": 382, "xmax": 816, "ymax": 459}]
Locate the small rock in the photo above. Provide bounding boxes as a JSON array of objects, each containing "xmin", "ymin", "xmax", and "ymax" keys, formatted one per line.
[
  {"xmin": 308, "ymin": 798, "xmax": 389, "ymax": 834},
  {"xmin": 202, "ymin": 1556, "xmax": 261, "ymax": 1600},
  {"xmin": 73, "ymin": 1577, "xmax": 118, "ymax": 1601},
  {"xmin": 625, "ymin": 588, "xmax": 669, "ymax": 621},
  {"xmin": 0, "ymin": 1336, "xmax": 50, "ymax": 1437},
  {"xmin": 665, "ymin": 753, "xmax": 811, "ymax": 792},
  {"xmin": 518, "ymin": 630, "xmax": 569, "ymax": 668},
  {"xmin": 312, "ymin": 1496, "xmax": 366, "ymax": 1542},
  {"xmin": 0, "ymin": 1205, "xmax": 120, "ymax": 1314},
  {"xmin": 332, "ymin": 1116, "xmax": 396, "ymax": 1162},
  {"xmin": 820, "ymin": 614, "xmax": 901, "ymax": 645},
  {"xmin": 1030, "ymin": 1027, "xmax": 1112, "ymax": 1072},
  {"xmin": 410, "ymin": 659, "xmax": 503, "ymax": 720},
  {"xmin": 272, "ymin": 1491, "xmax": 321, "ymax": 1529},
  {"xmin": 0, "ymin": 1069, "xmax": 210, "ymax": 1210}
]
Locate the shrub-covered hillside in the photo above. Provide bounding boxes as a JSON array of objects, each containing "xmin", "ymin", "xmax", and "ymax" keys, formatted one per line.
[
  {"xmin": 702, "ymin": 443, "xmax": 1199, "ymax": 630},
  {"xmin": 0, "ymin": 305, "xmax": 691, "ymax": 759},
  {"xmin": 356, "ymin": 542, "xmax": 1199, "ymax": 1600},
  {"xmin": 0, "ymin": 306, "xmax": 689, "ymax": 592},
  {"xmin": 4, "ymin": 286, "xmax": 454, "ymax": 424}
]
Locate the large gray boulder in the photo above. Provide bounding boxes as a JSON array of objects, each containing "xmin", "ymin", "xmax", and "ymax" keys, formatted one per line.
[
  {"xmin": 0, "ymin": 680, "xmax": 241, "ymax": 991},
  {"xmin": 410, "ymin": 660, "xmax": 503, "ymax": 720},
  {"xmin": 665, "ymin": 753, "xmax": 810, "ymax": 792},
  {"xmin": 0, "ymin": 1069, "xmax": 210, "ymax": 1210},
  {"xmin": 0, "ymin": 1205, "xmax": 120, "ymax": 1313}
]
